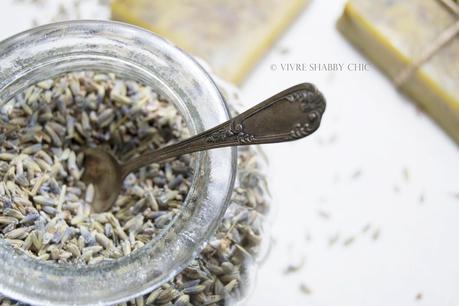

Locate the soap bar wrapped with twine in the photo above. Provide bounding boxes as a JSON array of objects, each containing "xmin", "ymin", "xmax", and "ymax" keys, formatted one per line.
[{"xmin": 338, "ymin": 0, "xmax": 459, "ymax": 144}]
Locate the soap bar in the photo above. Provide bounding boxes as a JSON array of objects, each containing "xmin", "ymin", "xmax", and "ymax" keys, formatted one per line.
[
  {"xmin": 338, "ymin": 0, "xmax": 459, "ymax": 144},
  {"xmin": 111, "ymin": 0, "xmax": 309, "ymax": 84}
]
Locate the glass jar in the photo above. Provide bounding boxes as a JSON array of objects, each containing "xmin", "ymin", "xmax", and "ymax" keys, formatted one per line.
[
  {"xmin": 0, "ymin": 20, "xmax": 236, "ymax": 305},
  {"xmin": 0, "ymin": 20, "xmax": 271, "ymax": 306}
]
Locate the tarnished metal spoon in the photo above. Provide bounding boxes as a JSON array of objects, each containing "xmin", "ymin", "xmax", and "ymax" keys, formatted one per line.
[{"xmin": 82, "ymin": 83, "xmax": 326, "ymax": 212}]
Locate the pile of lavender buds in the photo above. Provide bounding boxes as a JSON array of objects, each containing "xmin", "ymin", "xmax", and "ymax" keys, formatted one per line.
[{"xmin": 0, "ymin": 72, "xmax": 269, "ymax": 306}]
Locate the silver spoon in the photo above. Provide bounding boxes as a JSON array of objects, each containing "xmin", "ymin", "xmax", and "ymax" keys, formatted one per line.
[{"xmin": 82, "ymin": 83, "xmax": 326, "ymax": 212}]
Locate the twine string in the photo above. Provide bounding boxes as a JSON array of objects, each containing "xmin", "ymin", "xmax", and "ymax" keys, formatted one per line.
[{"xmin": 394, "ymin": 0, "xmax": 459, "ymax": 87}]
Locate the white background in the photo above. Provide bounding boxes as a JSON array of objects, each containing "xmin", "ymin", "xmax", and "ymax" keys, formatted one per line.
[{"xmin": 1, "ymin": 1, "xmax": 459, "ymax": 306}]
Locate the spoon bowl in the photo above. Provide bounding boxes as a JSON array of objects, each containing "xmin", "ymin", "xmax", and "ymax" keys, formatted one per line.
[{"xmin": 82, "ymin": 148, "xmax": 123, "ymax": 212}]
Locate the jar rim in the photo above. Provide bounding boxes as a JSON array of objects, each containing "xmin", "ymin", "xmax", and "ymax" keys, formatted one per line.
[{"xmin": 0, "ymin": 20, "xmax": 236, "ymax": 305}]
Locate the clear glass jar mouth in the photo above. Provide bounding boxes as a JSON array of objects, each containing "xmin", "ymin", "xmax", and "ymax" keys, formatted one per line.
[{"xmin": 0, "ymin": 20, "xmax": 236, "ymax": 305}]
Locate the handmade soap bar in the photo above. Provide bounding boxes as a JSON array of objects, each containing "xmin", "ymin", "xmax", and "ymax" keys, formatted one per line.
[
  {"xmin": 338, "ymin": 0, "xmax": 459, "ymax": 144},
  {"xmin": 111, "ymin": 0, "xmax": 308, "ymax": 84}
]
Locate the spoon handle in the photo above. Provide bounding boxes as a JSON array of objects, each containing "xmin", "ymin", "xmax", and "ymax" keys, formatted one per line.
[{"xmin": 121, "ymin": 83, "xmax": 326, "ymax": 177}]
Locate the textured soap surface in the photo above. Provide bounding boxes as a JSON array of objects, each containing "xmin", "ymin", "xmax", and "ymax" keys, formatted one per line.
[
  {"xmin": 338, "ymin": 0, "xmax": 459, "ymax": 144},
  {"xmin": 111, "ymin": 0, "xmax": 308, "ymax": 84}
]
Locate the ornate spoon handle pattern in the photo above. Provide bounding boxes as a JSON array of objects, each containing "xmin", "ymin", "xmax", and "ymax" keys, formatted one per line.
[{"xmin": 121, "ymin": 83, "xmax": 326, "ymax": 177}]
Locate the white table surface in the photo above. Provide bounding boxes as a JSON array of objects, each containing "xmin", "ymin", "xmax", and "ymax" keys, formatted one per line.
[{"xmin": 1, "ymin": 1, "xmax": 459, "ymax": 306}]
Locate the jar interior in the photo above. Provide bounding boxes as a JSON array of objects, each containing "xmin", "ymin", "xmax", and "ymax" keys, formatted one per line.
[{"xmin": 2, "ymin": 64, "xmax": 200, "ymax": 262}]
